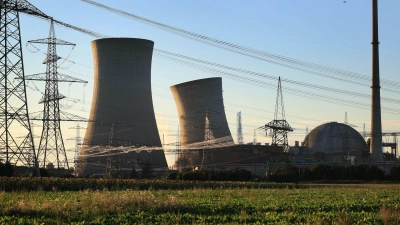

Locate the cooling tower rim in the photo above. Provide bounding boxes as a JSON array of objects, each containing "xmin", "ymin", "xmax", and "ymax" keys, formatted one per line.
[
  {"xmin": 170, "ymin": 77, "xmax": 222, "ymax": 89},
  {"xmin": 92, "ymin": 37, "xmax": 154, "ymax": 44}
]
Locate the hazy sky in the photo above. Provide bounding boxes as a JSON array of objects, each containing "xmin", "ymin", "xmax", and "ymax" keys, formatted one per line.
[{"xmin": 18, "ymin": 0, "xmax": 400, "ymax": 166}]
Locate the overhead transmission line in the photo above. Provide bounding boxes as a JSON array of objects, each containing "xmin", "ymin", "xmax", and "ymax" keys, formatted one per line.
[
  {"xmin": 26, "ymin": 28, "xmax": 399, "ymax": 113},
  {"xmin": 27, "ymin": 8, "xmax": 399, "ymax": 115},
  {"xmin": 80, "ymin": 0, "xmax": 400, "ymax": 92},
  {"xmin": 155, "ymin": 53, "xmax": 400, "ymax": 114},
  {"xmin": 154, "ymin": 50, "xmax": 400, "ymax": 101},
  {"xmin": 29, "ymin": 10, "xmax": 398, "ymax": 112}
]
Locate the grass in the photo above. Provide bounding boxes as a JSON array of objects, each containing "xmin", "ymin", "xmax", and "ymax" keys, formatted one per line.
[{"xmin": 1, "ymin": 183, "xmax": 400, "ymax": 224}]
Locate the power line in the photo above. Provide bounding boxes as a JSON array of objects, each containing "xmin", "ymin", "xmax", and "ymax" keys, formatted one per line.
[{"xmin": 80, "ymin": 0, "xmax": 400, "ymax": 91}]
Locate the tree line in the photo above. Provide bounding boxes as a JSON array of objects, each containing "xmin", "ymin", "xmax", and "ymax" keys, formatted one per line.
[
  {"xmin": 268, "ymin": 163, "xmax": 400, "ymax": 182},
  {"xmin": 2, "ymin": 161, "xmax": 400, "ymax": 182}
]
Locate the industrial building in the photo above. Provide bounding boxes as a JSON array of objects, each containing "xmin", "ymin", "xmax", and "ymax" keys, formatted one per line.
[
  {"xmin": 291, "ymin": 122, "xmax": 369, "ymax": 163},
  {"xmin": 78, "ymin": 38, "xmax": 168, "ymax": 176},
  {"xmin": 170, "ymin": 77, "xmax": 234, "ymax": 167},
  {"xmin": 174, "ymin": 144, "xmax": 285, "ymax": 170}
]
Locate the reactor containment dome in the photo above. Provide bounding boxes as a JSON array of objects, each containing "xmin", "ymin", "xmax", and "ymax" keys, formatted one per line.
[
  {"xmin": 301, "ymin": 122, "xmax": 367, "ymax": 156},
  {"xmin": 78, "ymin": 38, "xmax": 168, "ymax": 176}
]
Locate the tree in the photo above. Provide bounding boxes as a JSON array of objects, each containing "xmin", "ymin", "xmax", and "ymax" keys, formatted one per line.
[
  {"xmin": 270, "ymin": 163, "xmax": 298, "ymax": 183},
  {"xmin": 46, "ymin": 162, "xmax": 55, "ymax": 169},
  {"xmin": 108, "ymin": 170, "xmax": 121, "ymax": 179},
  {"xmin": 0, "ymin": 161, "xmax": 14, "ymax": 177},
  {"xmin": 129, "ymin": 168, "xmax": 136, "ymax": 179},
  {"xmin": 174, "ymin": 156, "xmax": 191, "ymax": 171},
  {"xmin": 390, "ymin": 165, "xmax": 400, "ymax": 181},
  {"xmin": 141, "ymin": 162, "xmax": 154, "ymax": 179}
]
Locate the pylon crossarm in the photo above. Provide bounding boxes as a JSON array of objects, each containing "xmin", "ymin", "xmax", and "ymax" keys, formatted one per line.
[
  {"xmin": 28, "ymin": 38, "xmax": 76, "ymax": 46},
  {"xmin": 1, "ymin": 0, "xmax": 49, "ymax": 19},
  {"xmin": 59, "ymin": 111, "xmax": 91, "ymax": 122},
  {"xmin": 22, "ymin": 72, "xmax": 87, "ymax": 83},
  {"xmin": 38, "ymin": 93, "xmax": 65, "ymax": 104},
  {"xmin": 265, "ymin": 120, "xmax": 293, "ymax": 132},
  {"xmin": 28, "ymin": 111, "xmax": 90, "ymax": 122}
]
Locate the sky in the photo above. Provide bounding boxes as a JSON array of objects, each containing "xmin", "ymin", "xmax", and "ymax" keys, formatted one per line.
[{"xmin": 15, "ymin": 0, "xmax": 400, "ymax": 167}]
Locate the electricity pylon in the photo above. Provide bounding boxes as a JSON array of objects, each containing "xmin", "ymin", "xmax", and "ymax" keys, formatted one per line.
[
  {"xmin": 259, "ymin": 77, "xmax": 293, "ymax": 152},
  {"xmin": 25, "ymin": 19, "xmax": 88, "ymax": 169},
  {"xmin": 0, "ymin": 0, "xmax": 39, "ymax": 174},
  {"xmin": 195, "ymin": 108, "xmax": 219, "ymax": 168},
  {"xmin": 67, "ymin": 124, "xmax": 85, "ymax": 175},
  {"xmin": 344, "ymin": 112, "xmax": 357, "ymax": 127}
]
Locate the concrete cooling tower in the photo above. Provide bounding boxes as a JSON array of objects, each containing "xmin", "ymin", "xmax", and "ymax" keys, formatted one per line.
[
  {"xmin": 170, "ymin": 77, "xmax": 233, "ymax": 166},
  {"xmin": 78, "ymin": 38, "xmax": 167, "ymax": 176}
]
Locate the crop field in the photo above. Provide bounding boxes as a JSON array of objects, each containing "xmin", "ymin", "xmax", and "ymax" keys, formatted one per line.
[{"xmin": 1, "ymin": 181, "xmax": 400, "ymax": 224}]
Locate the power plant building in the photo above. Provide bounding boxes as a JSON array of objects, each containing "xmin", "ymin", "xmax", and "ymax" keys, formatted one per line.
[
  {"xmin": 296, "ymin": 122, "xmax": 368, "ymax": 163},
  {"xmin": 170, "ymin": 77, "xmax": 234, "ymax": 166},
  {"xmin": 78, "ymin": 38, "xmax": 168, "ymax": 176}
]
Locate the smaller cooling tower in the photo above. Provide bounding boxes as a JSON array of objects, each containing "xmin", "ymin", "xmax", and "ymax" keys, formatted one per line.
[
  {"xmin": 170, "ymin": 77, "xmax": 233, "ymax": 166},
  {"xmin": 78, "ymin": 38, "xmax": 167, "ymax": 176}
]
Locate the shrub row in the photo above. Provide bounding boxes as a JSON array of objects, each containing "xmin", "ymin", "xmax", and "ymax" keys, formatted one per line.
[
  {"xmin": 0, "ymin": 177, "xmax": 298, "ymax": 192},
  {"xmin": 269, "ymin": 163, "xmax": 398, "ymax": 182},
  {"xmin": 166, "ymin": 168, "xmax": 252, "ymax": 181}
]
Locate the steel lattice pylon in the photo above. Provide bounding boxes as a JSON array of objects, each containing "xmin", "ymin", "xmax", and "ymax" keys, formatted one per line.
[
  {"xmin": 67, "ymin": 123, "xmax": 85, "ymax": 175},
  {"xmin": 195, "ymin": 108, "xmax": 219, "ymax": 169},
  {"xmin": 0, "ymin": 1, "xmax": 38, "ymax": 172},
  {"xmin": 260, "ymin": 77, "xmax": 293, "ymax": 152},
  {"xmin": 27, "ymin": 19, "xmax": 87, "ymax": 169},
  {"xmin": 202, "ymin": 111, "xmax": 215, "ymax": 167}
]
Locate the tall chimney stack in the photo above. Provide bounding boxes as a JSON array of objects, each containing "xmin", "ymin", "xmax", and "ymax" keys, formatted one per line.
[{"xmin": 370, "ymin": 0, "xmax": 383, "ymax": 162}]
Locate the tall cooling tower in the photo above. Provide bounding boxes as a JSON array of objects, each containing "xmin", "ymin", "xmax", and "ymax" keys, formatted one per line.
[
  {"xmin": 170, "ymin": 77, "xmax": 233, "ymax": 166},
  {"xmin": 79, "ymin": 38, "xmax": 167, "ymax": 176}
]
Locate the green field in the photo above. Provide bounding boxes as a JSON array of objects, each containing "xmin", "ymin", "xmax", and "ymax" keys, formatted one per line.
[{"xmin": 1, "ymin": 182, "xmax": 400, "ymax": 224}]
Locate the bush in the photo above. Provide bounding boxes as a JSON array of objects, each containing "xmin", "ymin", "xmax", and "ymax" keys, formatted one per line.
[
  {"xmin": 269, "ymin": 163, "xmax": 298, "ymax": 183},
  {"xmin": 308, "ymin": 164, "xmax": 333, "ymax": 180},
  {"xmin": 0, "ymin": 162, "xmax": 14, "ymax": 177},
  {"xmin": 390, "ymin": 165, "xmax": 400, "ymax": 181},
  {"xmin": 228, "ymin": 167, "xmax": 252, "ymax": 181},
  {"xmin": 129, "ymin": 169, "xmax": 137, "ymax": 179},
  {"xmin": 164, "ymin": 172, "xmax": 178, "ymax": 180},
  {"xmin": 169, "ymin": 168, "xmax": 252, "ymax": 182},
  {"xmin": 141, "ymin": 162, "xmax": 155, "ymax": 179}
]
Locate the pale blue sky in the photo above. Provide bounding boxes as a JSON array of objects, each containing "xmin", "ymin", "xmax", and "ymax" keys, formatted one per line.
[{"xmin": 19, "ymin": 0, "xmax": 400, "ymax": 166}]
